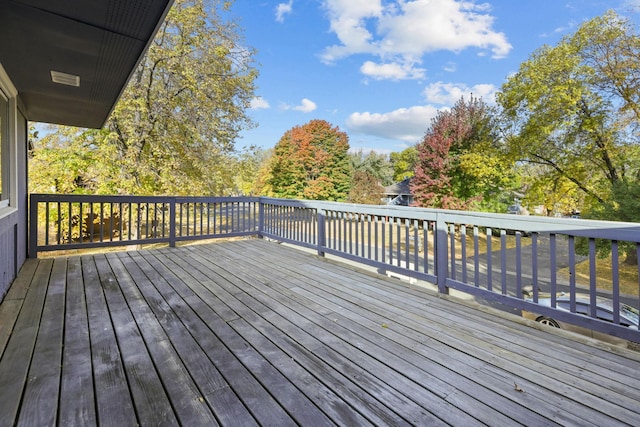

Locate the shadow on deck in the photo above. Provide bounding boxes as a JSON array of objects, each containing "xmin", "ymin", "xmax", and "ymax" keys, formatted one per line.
[{"xmin": 1, "ymin": 238, "xmax": 639, "ymax": 426}]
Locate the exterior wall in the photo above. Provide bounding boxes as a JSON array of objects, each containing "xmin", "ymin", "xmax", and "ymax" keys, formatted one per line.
[
  {"xmin": 0, "ymin": 209, "xmax": 20, "ymax": 298},
  {"xmin": 0, "ymin": 73, "xmax": 26, "ymax": 302}
]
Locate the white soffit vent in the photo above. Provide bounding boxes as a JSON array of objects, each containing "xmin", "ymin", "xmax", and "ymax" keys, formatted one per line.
[{"xmin": 50, "ymin": 70, "xmax": 80, "ymax": 87}]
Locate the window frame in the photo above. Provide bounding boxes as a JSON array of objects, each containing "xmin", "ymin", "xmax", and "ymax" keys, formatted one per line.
[{"xmin": 0, "ymin": 63, "xmax": 18, "ymax": 213}]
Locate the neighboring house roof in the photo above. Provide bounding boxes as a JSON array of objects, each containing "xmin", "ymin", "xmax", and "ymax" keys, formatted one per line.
[
  {"xmin": 0, "ymin": 0, "xmax": 174, "ymax": 128},
  {"xmin": 384, "ymin": 178, "xmax": 412, "ymax": 196}
]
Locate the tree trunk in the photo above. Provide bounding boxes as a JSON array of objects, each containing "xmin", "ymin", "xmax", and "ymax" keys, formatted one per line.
[{"xmin": 624, "ymin": 249, "xmax": 638, "ymax": 266}]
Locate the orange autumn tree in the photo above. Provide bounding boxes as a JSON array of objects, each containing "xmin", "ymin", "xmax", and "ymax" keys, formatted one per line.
[{"xmin": 268, "ymin": 119, "xmax": 352, "ymax": 201}]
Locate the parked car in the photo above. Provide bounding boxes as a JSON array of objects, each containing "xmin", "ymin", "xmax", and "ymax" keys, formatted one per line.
[{"xmin": 522, "ymin": 290, "xmax": 639, "ymax": 346}]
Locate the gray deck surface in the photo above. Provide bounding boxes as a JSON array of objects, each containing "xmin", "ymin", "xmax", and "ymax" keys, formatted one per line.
[{"xmin": 1, "ymin": 238, "xmax": 639, "ymax": 426}]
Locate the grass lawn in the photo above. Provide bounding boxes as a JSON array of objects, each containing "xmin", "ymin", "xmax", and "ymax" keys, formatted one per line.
[{"xmin": 559, "ymin": 257, "xmax": 640, "ymax": 297}]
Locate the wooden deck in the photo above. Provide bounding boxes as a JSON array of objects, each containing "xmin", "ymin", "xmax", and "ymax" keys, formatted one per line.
[{"xmin": 1, "ymin": 239, "xmax": 639, "ymax": 426}]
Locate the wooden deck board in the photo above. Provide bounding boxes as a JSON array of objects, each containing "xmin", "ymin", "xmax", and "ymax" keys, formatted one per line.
[
  {"xmin": 238, "ymin": 242, "xmax": 640, "ymax": 423},
  {"xmin": 135, "ymin": 251, "xmax": 339, "ymax": 426},
  {"xmin": 0, "ymin": 258, "xmax": 53, "ymax": 427},
  {"xmin": 198, "ymin": 244, "xmax": 519, "ymax": 426},
  {"xmin": 115, "ymin": 252, "xmax": 265, "ymax": 426},
  {"xmin": 1, "ymin": 238, "xmax": 640, "ymax": 426},
  {"xmin": 82, "ymin": 255, "xmax": 138, "ymax": 426},
  {"xmin": 17, "ymin": 258, "xmax": 66, "ymax": 427},
  {"xmin": 104, "ymin": 253, "xmax": 219, "ymax": 426},
  {"xmin": 59, "ymin": 256, "xmax": 96, "ymax": 426}
]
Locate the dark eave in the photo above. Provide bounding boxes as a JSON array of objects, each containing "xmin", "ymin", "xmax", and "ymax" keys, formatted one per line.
[{"xmin": 0, "ymin": 0, "xmax": 174, "ymax": 129}]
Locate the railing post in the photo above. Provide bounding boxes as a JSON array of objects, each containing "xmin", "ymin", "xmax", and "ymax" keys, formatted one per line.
[
  {"xmin": 169, "ymin": 198, "xmax": 176, "ymax": 248},
  {"xmin": 317, "ymin": 209, "xmax": 326, "ymax": 257},
  {"xmin": 258, "ymin": 199, "xmax": 265, "ymax": 238},
  {"xmin": 435, "ymin": 214, "xmax": 449, "ymax": 294},
  {"xmin": 28, "ymin": 194, "xmax": 38, "ymax": 258}
]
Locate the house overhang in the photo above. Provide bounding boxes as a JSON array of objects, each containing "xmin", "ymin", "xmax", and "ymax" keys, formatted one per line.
[{"xmin": 0, "ymin": 0, "xmax": 174, "ymax": 129}]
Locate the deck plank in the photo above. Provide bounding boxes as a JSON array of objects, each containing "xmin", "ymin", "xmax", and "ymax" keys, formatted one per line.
[
  {"xmin": 179, "ymin": 244, "xmax": 487, "ymax": 426},
  {"xmin": 0, "ymin": 259, "xmax": 39, "ymax": 357},
  {"xmin": 211, "ymin": 240, "xmax": 640, "ymax": 425},
  {"xmin": 124, "ymin": 250, "xmax": 299, "ymax": 426},
  {"xmin": 1, "ymin": 238, "xmax": 640, "ymax": 426},
  {"xmin": 93, "ymin": 253, "xmax": 180, "ymax": 425},
  {"xmin": 59, "ymin": 256, "xmax": 96, "ymax": 426},
  {"xmin": 236, "ymin": 241, "xmax": 637, "ymax": 425},
  {"xmin": 138, "ymin": 250, "xmax": 339, "ymax": 427},
  {"xmin": 115, "ymin": 251, "xmax": 266, "ymax": 426},
  {"xmin": 159, "ymin": 247, "xmax": 399, "ymax": 426},
  {"xmin": 82, "ymin": 255, "xmax": 138, "ymax": 426},
  {"xmin": 217, "ymin": 265, "xmax": 552, "ymax": 425},
  {"xmin": 0, "ymin": 258, "xmax": 53, "ymax": 427},
  {"xmin": 104, "ymin": 253, "xmax": 219, "ymax": 426},
  {"xmin": 202, "ymin": 243, "xmax": 547, "ymax": 426},
  {"xmin": 18, "ymin": 258, "xmax": 66, "ymax": 427}
]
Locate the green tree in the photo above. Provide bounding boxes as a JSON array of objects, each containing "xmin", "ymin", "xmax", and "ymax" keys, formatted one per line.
[
  {"xmin": 30, "ymin": 0, "xmax": 258, "ymax": 196},
  {"xmin": 268, "ymin": 119, "xmax": 351, "ymax": 201},
  {"xmin": 251, "ymin": 148, "xmax": 275, "ymax": 196},
  {"xmin": 347, "ymin": 170, "xmax": 385, "ymax": 204},
  {"xmin": 349, "ymin": 149, "xmax": 394, "ymax": 186},
  {"xmin": 497, "ymin": 11, "xmax": 640, "ymax": 217},
  {"xmin": 390, "ymin": 146, "xmax": 418, "ymax": 182},
  {"xmin": 412, "ymin": 96, "xmax": 512, "ymax": 210},
  {"xmin": 232, "ymin": 146, "xmax": 271, "ymax": 196},
  {"xmin": 518, "ymin": 163, "xmax": 582, "ymax": 216}
]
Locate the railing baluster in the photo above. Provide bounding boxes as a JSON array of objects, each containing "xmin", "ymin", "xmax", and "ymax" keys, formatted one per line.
[
  {"xmin": 57, "ymin": 201, "xmax": 61, "ymax": 245},
  {"xmin": 45, "ymin": 202, "xmax": 50, "ymax": 246},
  {"xmin": 550, "ymin": 233, "xmax": 557, "ymax": 307},
  {"xmin": 612, "ymin": 241, "xmax": 620, "ymax": 324},
  {"xmin": 569, "ymin": 236, "xmax": 576, "ymax": 313},
  {"xmin": 461, "ymin": 224, "xmax": 467, "ymax": 283},
  {"xmin": 413, "ymin": 219, "xmax": 419, "ymax": 272},
  {"xmin": 531, "ymin": 233, "xmax": 538, "ymax": 302},
  {"xmin": 79, "ymin": 202, "xmax": 84, "ymax": 244},
  {"xmin": 486, "ymin": 228, "xmax": 492, "ymax": 292},
  {"xmin": 501, "ymin": 230, "xmax": 507, "ymax": 295},
  {"xmin": 449, "ymin": 223, "xmax": 456, "ymax": 281},
  {"xmin": 516, "ymin": 232, "xmax": 522, "ymax": 298},
  {"xmin": 473, "ymin": 226, "xmax": 479, "ymax": 287},
  {"xmin": 589, "ymin": 238, "xmax": 597, "ymax": 318},
  {"xmin": 423, "ymin": 221, "xmax": 429, "ymax": 274}
]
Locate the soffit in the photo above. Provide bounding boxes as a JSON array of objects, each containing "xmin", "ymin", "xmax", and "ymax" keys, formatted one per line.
[{"xmin": 0, "ymin": 0, "xmax": 173, "ymax": 128}]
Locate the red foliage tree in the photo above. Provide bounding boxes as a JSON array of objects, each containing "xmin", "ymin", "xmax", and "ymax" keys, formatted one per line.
[
  {"xmin": 411, "ymin": 96, "xmax": 497, "ymax": 210},
  {"xmin": 269, "ymin": 119, "xmax": 351, "ymax": 201}
]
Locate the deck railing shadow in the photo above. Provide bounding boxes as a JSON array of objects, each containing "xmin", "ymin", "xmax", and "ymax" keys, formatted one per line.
[{"xmin": 30, "ymin": 194, "xmax": 640, "ymax": 343}]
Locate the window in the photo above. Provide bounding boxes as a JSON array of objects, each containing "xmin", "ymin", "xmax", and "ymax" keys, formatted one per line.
[
  {"xmin": 0, "ymin": 63, "xmax": 17, "ymax": 211},
  {"xmin": 0, "ymin": 88, "xmax": 8, "ymax": 208}
]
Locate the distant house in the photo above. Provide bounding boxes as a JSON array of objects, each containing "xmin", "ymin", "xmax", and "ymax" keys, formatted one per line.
[{"xmin": 383, "ymin": 178, "xmax": 413, "ymax": 206}]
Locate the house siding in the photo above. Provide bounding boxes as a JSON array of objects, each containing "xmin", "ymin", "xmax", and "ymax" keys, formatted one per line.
[{"xmin": 0, "ymin": 102, "xmax": 27, "ymax": 301}]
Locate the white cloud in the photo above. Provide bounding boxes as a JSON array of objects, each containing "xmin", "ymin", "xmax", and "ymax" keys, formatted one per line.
[
  {"xmin": 281, "ymin": 98, "xmax": 317, "ymax": 113},
  {"xmin": 293, "ymin": 98, "xmax": 317, "ymax": 112},
  {"xmin": 423, "ymin": 81, "xmax": 498, "ymax": 105},
  {"xmin": 346, "ymin": 105, "xmax": 440, "ymax": 143},
  {"xmin": 360, "ymin": 60, "xmax": 426, "ymax": 81},
  {"xmin": 320, "ymin": 0, "xmax": 512, "ymax": 80},
  {"xmin": 250, "ymin": 97, "xmax": 270, "ymax": 110},
  {"xmin": 443, "ymin": 62, "xmax": 457, "ymax": 73},
  {"xmin": 275, "ymin": 0, "xmax": 294, "ymax": 23}
]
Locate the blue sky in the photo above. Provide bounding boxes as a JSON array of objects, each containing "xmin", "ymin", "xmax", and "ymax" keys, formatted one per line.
[{"xmin": 232, "ymin": 0, "xmax": 640, "ymax": 154}]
